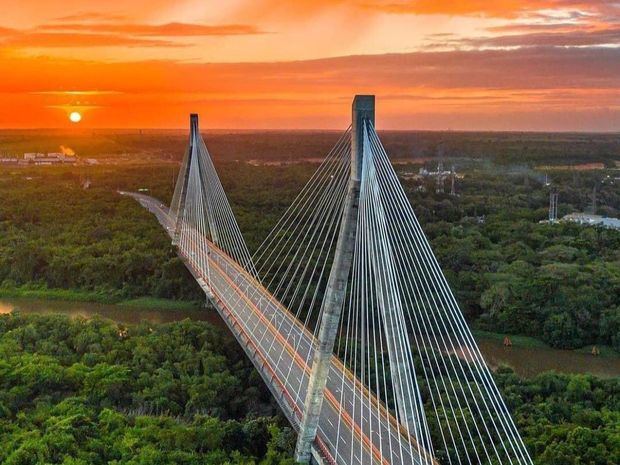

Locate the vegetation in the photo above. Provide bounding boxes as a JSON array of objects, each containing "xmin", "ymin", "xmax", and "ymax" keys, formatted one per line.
[
  {"xmin": 1, "ymin": 129, "xmax": 618, "ymax": 166},
  {"xmin": 496, "ymin": 367, "xmax": 619, "ymax": 465},
  {"xmin": 0, "ymin": 130, "xmax": 618, "ymax": 463},
  {"xmin": 409, "ymin": 169, "xmax": 620, "ymax": 350},
  {"xmin": 0, "ymin": 314, "xmax": 617, "ymax": 465},
  {"xmin": 118, "ymin": 297, "xmax": 201, "ymax": 311},
  {"xmin": 2, "ymin": 137, "xmax": 618, "ymax": 350},
  {"xmin": 472, "ymin": 330, "xmax": 549, "ymax": 349},
  {"xmin": 0, "ymin": 314, "xmax": 295, "ymax": 465},
  {"xmin": 0, "ymin": 165, "xmax": 204, "ymax": 303}
]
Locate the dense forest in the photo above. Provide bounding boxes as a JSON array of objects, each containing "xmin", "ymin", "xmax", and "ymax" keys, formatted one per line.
[
  {"xmin": 0, "ymin": 130, "xmax": 618, "ymax": 464},
  {"xmin": 409, "ymin": 170, "xmax": 620, "ymax": 351},
  {"xmin": 1, "ymin": 151, "xmax": 618, "ymax": 350},
  {"xmin": 0, "ymin": 314, "xmax": 294, "ymax": 464},
  {"xmin": 0, "ymin": 314, "xmax": 617, "ymax": 465},
  {"xmin": 0, "ymin": 165, "xmax": 203, "ymax": 303},
  {"xmin": 1, "ymin": 129, "xmax": 619, "ymax": 166}
]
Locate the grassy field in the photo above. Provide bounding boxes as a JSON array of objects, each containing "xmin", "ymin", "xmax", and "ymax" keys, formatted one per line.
[
  {"xmin": 0, "ymin": 284, "xmax": 201, "ymax": 311},
  {"xmin": 473, "ymin": 329, "xmax": 620, "ymax": 357},
  {"xmin": 0, "ymin": 284, "xmax": 121, "ymax": 303},
  {"xmin": 118, "ymin": 296, "xmax": 202, "ymax": 311},
  {"xmin": 473, "ymin": 329, "xmax": 549, "ymax": 349}
]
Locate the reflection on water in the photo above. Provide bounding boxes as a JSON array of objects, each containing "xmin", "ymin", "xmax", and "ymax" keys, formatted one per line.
[
  {"xmin": 0, "ymin": 298, "xmax": 226, "ymax": 328},
  {"xmin": 0, "ymin": 298, "xmax": 617, "ymax": 378}
]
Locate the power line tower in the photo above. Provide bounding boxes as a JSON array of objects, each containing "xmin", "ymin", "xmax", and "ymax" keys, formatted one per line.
[
  {"xmin": 450, "ymin": 165, "xmax": 456, "ymax": 196},
  {"xmin": 590, "ymin": 185, "xmax": 597, "ymax": 214},
  {"xmin": 436, "ymin": 161, "xmax": 445, "ymax": 193},
  {"xmin": 549, "ymin": 191, "xmax": 559, "ymax": 222}
]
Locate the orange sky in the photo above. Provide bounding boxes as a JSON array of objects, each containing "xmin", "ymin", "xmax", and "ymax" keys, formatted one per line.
[{"xmin": 0, "ymin": 0, "xmax": 619, "ymax": 130}]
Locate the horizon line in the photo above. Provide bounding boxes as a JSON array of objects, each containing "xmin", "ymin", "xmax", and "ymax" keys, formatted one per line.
[{"xmin": 1, "ymin": 127, "xmax": 619, "ymax": 135}]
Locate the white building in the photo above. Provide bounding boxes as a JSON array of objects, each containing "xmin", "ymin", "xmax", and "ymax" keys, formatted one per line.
[{"xmin": 561, "ymin": 213, "xmax": 620, "ymax": 230}]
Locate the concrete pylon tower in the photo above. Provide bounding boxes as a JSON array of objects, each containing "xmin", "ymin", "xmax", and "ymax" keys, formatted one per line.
[
  {"xmin": 172, "ymin": 114, "xmax": 199, "ymax": 245},
  {"xmin": 294, "ymin": 95, "xmax": 374, "ymax": 464}
]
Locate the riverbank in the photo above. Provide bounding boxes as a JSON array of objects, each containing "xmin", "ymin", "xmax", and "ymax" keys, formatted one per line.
[
  {"xmin": 0, "ymin": 285, "xmax": 201, "ymax": 311},
  {"xmin": 1, "ymin": 296, "xmax": 618, "ymax": 378},
  {"xmin": 0, "ymin": 296, "xmax": 225, "ymax": 329},
  {"xmin": 473, "ymin": 329, "xmax": 620, "ymax": 358},
  {"xmin": 473, "ymin": 329, "xmax": 620, "ymax": 378}
]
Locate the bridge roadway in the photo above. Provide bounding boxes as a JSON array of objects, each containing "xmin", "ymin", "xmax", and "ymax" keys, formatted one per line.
[{"xmin": 124, "ymin": 192, "xmax": 432, "ymax": 465}]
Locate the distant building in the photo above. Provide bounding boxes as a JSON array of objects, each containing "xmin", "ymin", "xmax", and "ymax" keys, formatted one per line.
[
  {"xmin": 419, "ymin": 166, "xmax": 452, "ymax": 178},
  {"xmin": 418, "ymin": 165, "xmax": 464, "ymax": 180},
  {"xmin": 22, "ymin": 152, "xmax": 77, "ymax": 165},
  {"xmin": 561, "ymin": 213, "xmax": 620, "ymax": 230}
]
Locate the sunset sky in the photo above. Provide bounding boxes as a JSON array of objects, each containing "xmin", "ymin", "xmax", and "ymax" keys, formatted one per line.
[{"xmin": 1, "ymin": 0, "xmax": 619, "ymax": 130}]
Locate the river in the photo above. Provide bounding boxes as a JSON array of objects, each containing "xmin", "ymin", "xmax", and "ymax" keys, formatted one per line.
[{"xmin": 0, "ymin": 298, "xmax": 617, "ymax": 379}]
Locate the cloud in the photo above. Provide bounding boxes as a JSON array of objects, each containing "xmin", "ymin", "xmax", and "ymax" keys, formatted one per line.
[
  {"xmin": 53, "ymin": 12, "xmax": 128, "ymax": 22},
  {"xmin": 363, "ymin": 1, "xmax": 618, "ymax": 19},
  {"xmin": 0, "ymin": 19, "xmax": 262, "ymax": 50},
  {"xmin": 31, "ymin": 90, "xmax": 121, "ymax": 96},
  {"xmin": 0, "ymin": 31, "xmax": 185, "ymax": 48},
  {"xmin": 40, "ymin": 22, "xmax": 263, "ymax": 37},
  {"xmin": 2, "ymin": 46, "xmax": 619, "ymax": 94},
  {"xmin": 462, "ymin": 27, "xmax": 620, "ymax": 48},
  {"xmin": 486, "ymin": 23, "xmax": 590, "ymax": 34}
]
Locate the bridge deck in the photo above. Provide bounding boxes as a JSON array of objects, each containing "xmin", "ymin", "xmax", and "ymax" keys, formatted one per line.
[{"xmin": 125, "ymin": 192, "xmax": 431, "ymax": 465}]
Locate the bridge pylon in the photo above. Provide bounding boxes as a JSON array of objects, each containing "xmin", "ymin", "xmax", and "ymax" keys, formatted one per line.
[
  {"xmin": 171, "ymin": 113, "xmax": 199, "ymax": 245},
  {"xmin": 295, "ymin": 95, "xmax": 374, "ymax": 463},
  {"xmin": 134, "ymin": 96, "xmax": 535, "ymax": 465}
]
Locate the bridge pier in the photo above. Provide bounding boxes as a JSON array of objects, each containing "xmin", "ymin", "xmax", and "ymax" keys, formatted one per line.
[{"xmin": 295, "ymin": 95, "xmax": 374, "ymax": 464}]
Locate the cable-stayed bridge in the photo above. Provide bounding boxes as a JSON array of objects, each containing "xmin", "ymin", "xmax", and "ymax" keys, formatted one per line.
[{"xmin": 125, "ymin": 96, "xmax": 533, "ymax": 465}]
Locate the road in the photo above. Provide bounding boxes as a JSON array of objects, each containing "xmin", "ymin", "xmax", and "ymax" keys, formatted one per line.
[{"xmin": 122, "ymin": 191, "xmax": 433, "ymax": 465}]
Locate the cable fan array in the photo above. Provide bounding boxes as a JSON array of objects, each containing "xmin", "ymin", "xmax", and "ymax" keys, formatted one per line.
[
  {"xmin": 249, "ymin": 128, "xmax": 352, "ymax": 385},
  {"xmin": 170, "ymin": 123, "xmax": 256, "ymax": 279},
  {"xmin": 331, "ymin": 121, "xmax": 533, "ymax": 465},
  {"xmin": 167, "ymin": 117, "xmax": 534, "ymax": 465}
]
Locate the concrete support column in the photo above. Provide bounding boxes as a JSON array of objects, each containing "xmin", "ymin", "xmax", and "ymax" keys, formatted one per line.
[{"xmin": 294, "ymin": 96, "xmax": 374, "ymax": 464}]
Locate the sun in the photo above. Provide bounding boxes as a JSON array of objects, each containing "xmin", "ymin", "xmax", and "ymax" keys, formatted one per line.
[{"xmin": 69, "ymin": 111, "xmax": 82, "ymax": 123}]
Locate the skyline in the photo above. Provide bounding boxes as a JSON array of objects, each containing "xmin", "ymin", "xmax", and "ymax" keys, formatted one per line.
[{"xmin": 1, "ymin": 1, "xmax": 619, "ymax": 130}]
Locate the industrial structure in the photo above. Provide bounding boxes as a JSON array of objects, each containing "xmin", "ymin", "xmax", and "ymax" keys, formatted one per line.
[
  {"xmin": 561, "ymin": 213, "xmax": 620, "ymax": 230},
  {"xmin": 126, "ymin": 96, "xmax": 534, "ymax": 465},
  {"xmin": 0, "ymin": 150, "xmax": 87, "ymax": 166},
  {"xmin": 549, "ymin": 191, "xmax": 559, "ymax": 222}
]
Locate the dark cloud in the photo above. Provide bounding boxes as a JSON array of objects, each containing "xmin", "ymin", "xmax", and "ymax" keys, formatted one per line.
[
  {"xmin": 463, "ymin": 27, "xmax": 620, "ymax": 48},
  {"xmin": 363, "ymin": 0, "xmax": 619, "ymax": 19},
  {"xmin": 3, "ymin": 45, "xmax": 618, "ymax": 94},
  {"xmin": 486, "ymin": 23, "xmax": 588, "ymax": 33}
]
